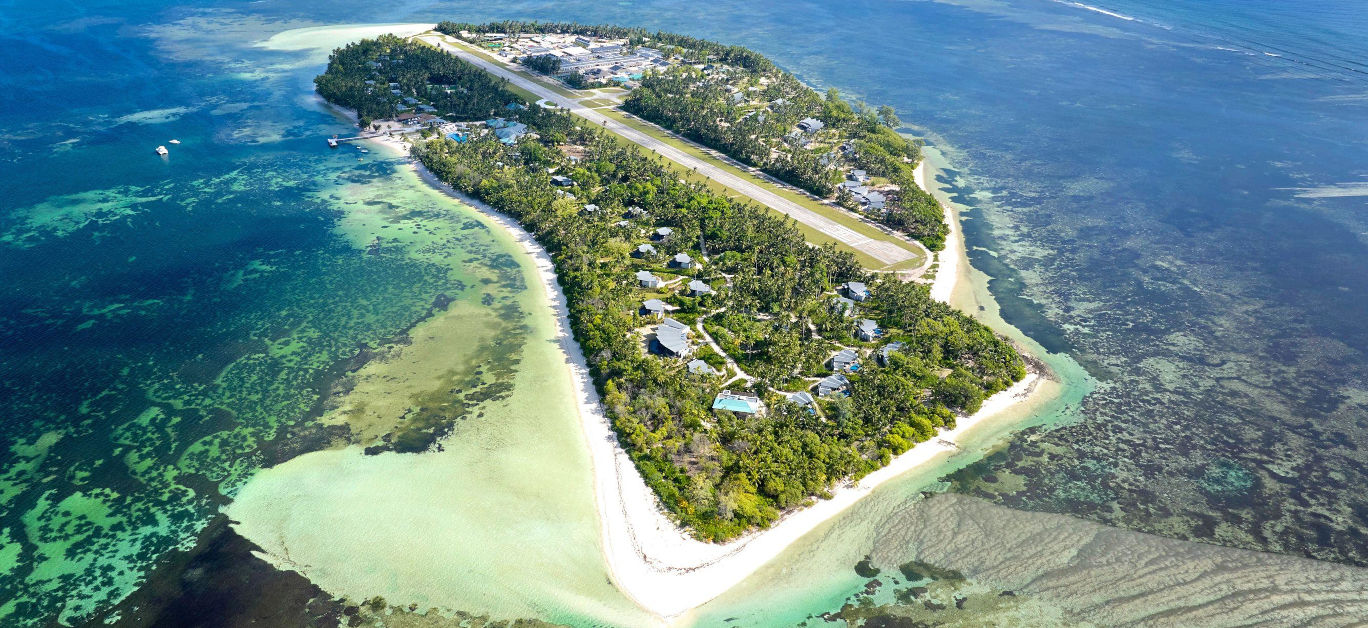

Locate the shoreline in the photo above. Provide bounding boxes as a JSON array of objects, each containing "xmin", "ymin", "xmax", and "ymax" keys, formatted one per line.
[
  {"xmin": 922, "ymin": 158, "xmax": 961, "ymax": 304},
  {"xmin": 365, "ymin": 129, "xmax": 1050, "ymax": 620}
]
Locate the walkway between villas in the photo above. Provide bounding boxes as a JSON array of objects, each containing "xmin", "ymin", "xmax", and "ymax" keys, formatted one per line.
[{"xmin": 694, "ymin": 309, "xmax": 753, "ymax": 387}]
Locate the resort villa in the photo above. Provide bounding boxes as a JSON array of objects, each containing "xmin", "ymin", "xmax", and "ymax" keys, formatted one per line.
[
  {"xmin": 637, "ymin": 270, "xmax": 662, "ymax": 288},
  {"xmin": 711, "ymin": 390, "xmax": 764, "ymax": 416},
  {"xmin": 652, "ymin": 318, "xmax": 693, "ymax": 357},
  {"xmin": 817, "ymin": 372, "xmax": 850, "ymax": 397},
  {"xmin": 841, "ymin": 281, "xmax": 870, "ymax": 302},
  {"xmin": 641, "ymin": 298, "xmax": 668, "ymax": 318},
  {"xmin": 857, "ymin": 318, "xmax": 881, "ymax": 341},
  {"xmin": 830, "ymin": 348, "xmax": 860, "ymax": 372}
]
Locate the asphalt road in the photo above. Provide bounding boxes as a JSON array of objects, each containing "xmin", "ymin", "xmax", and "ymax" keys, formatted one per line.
[{"xmin": 421, "ymin": 36, "xmax": 921, "ymax": 266}]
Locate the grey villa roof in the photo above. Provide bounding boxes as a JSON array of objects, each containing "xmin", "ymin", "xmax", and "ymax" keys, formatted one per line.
[
  {"xmin": 862, "ymin": 191, "xmax": 887, "ymax": 209},
  {"xmin": 858, "ymin": 318, "xmax": 880, "ymax": 335},
  {"xmin": 843, "ymin": 281, "xmax": 870, "ymax": 301},
  {"xmin": 688, "ymin": 279, "xmax": 713, "ymax": 295},
  {"xmin": 785, "ymin": 391, "xmax": 815, "ymax": 406},
  {"xmin": 636, "ymin": 270, "xmax": 660, "ymax": 285},
  {"xmin": 798, "ymin": 117, "xmax": 825, "ymax": 133},
  {"xmin": 660, "ymin": 317, "xmax": 690, "ymax": 332},
  {"xmin": 673, "ymin": 252, "xmax": 693, "ymax": 265},
  {"xmin": 642, "ymin": 298, "xmax": 667, "ymax": 314},
  {"xmin": 817, "ymin": 373, "xmax": 850, "ymax": 396},
  {"xmin": 831, "ymin": 348, "xmax": 860, "ymax": 367},
  {"xmin": 636, "ymin": 243, "xmax": 657, "ymax": 255},
  {"xmin": 687, "ymin": 359, "xmax": 717, "ymax": 375},
  {"xmin": 879, "ymin": 341, "xmax": 906, "ymax": 365},
  {"xmin": 654, "ymin": 226, "xmax": 673, "ymax": 238},
  {"xmin": 654, "ymin": 318, "xmax": 692, "ymax": 356}
]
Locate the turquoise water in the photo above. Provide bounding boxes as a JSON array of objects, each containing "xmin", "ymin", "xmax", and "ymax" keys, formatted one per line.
[{"xmin": 3, "ymin": 0, "xmax": 1368, "ymax": 625}]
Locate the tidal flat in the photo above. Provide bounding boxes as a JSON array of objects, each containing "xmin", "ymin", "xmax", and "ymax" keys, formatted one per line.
[{"xmin": 226, "ymin": 162, "xmax": 651, "ymax": 627}]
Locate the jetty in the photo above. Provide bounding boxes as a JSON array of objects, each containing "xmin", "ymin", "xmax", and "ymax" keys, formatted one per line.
[{"xmin": 328, "ymin": 133, "xmax": 382, "ymax": 147}]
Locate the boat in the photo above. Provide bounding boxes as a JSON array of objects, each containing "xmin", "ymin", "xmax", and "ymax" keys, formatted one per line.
[
  {"xmin": 327, "ymin": 137, "xmax": 338, "ymax": 148},
  {"xmin": 168, "ymin": 139, "xmax": 181, "ymax": 144},
  {"xmin": 155, "ymin": 145, "xmax": 168, "ymax": 156}
]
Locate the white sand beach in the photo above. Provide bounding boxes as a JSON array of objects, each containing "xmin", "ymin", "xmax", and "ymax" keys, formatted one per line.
[{"xmin": 923, "ymin": 159, "xmax": 962, "ymax": 304}]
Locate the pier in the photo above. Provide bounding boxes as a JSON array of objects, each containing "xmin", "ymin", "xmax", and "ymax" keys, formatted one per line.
[{"xmin": 328, "ymin": 133, "xmax": 383, "ymax": 147}]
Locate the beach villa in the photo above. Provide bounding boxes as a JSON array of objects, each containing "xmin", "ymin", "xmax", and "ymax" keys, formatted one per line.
[
  {"xmin": 842, "ymin": 281, "xmax": 871, "ymax": 302},
  {"xmin": 634, "ymin": 243, "xmax": 657, "ymax": 258},
  {"xmin": 641, "ymin": 299, "xmax": 667, "ymax": 318},
  {"xmin": 830, "ymin": 348, "xmax": 860, "ymax": 372},
  {"xmin": 636, "ymin": 270, "xmax": 662, "ymax": 288},
  {"xmin": 817, "ymin": 372, "xmax": 851, "ymax": 397},
  {"xmin": 797, "ymin": 117, "xmax": 825, "ymax": 133},
  {"xmin": 879, "ymin": 341, "xmax": 905, "ymax": 366},
  {"xmin": 785, "ymin": 390, "xmax": 816, "ymax": 412},
  {"xmin": 652, "ymin": 318, "xmax": 693, "ymax": 357},
  {"xmin": 856, "ymin": 318, "xmax": 881, "ymax": 341},
  {"xmin": 712, "ymin": 390, "xmax": 764, "ymax": 416},
  {"xmin": 688, "ymin": 279, "xmax": 714, "ymax": 297},
  {"xmin": 687, "ymin": 359, "xmax": 718, "ymax": 376},
  {"xmin": 653, "ymin": 226, "xmax": 674, "ymax": 241},
  {"xmin": 671, "ymin": 252, "xmax": 694, "ymax": 269}
]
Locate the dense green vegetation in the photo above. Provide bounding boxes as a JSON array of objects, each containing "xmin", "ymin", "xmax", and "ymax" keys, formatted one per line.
[
  {"xmin": 518, "ymin": 53, "xmax": 562, "ymax": 75},
  {"xmin": 313, "ymin": 35, "xmax": 519, "ymax": 128},
  {"xmin": 318, "ymin": 34, "xmax": 1022, "ymax": 541}
]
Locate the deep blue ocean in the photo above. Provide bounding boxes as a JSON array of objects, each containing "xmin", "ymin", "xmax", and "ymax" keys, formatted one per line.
[{"xmin": 2, "ymin": 0, "xmax": 1367, "ymax": 625}]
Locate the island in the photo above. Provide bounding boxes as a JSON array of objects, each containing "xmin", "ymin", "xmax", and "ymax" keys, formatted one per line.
[{"xmin": 314, "ymin": 24, "xmax": 1027, "ymax": 544}]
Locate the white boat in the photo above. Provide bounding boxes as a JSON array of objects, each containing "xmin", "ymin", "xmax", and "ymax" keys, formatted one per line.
[
  {"xmin": 327, "ymin": 137, "xmax": 339, "ymax": 148},
  {"xmin": 168, "ymin": 139, "xmax": 181, "ymax": 144},
  {"xmin": 155, "ymin": 145, "xmax": 169, "ymax": 156}
]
